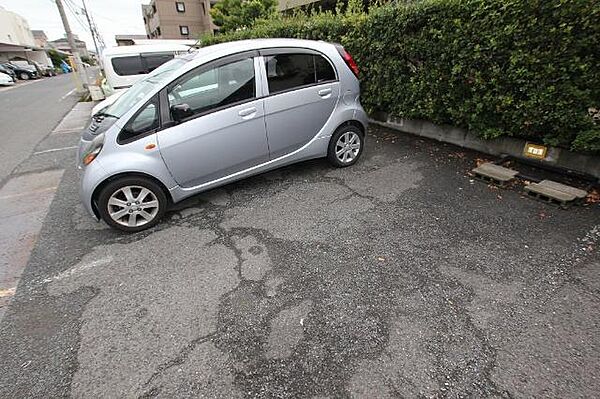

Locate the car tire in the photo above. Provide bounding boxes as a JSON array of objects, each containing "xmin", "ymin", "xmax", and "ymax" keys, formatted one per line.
[
  {"xmin": 19, "ymin": 72, "xmax": 29, "ymax": 80},
  {"xmin": 327, "ymin": 124, "xmax": 364, "ymax": 168},
  {"xmin": 97, "ymin": 176, "xmax": 168, "ymax": 233}
]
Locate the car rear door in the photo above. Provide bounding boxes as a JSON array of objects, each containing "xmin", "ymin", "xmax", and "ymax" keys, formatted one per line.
[
  {"xmin": 260, "ymin": 49, "xmax": 340, "ymax": 159},
  {"xmin": 157, "ymin": 52, "xmax": 270, "ymax": 188}
]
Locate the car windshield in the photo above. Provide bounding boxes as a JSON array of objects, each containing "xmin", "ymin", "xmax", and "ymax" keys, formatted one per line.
[{"xmin": 102, "ymin": 56, "xmax": 192, "ymax": 119}]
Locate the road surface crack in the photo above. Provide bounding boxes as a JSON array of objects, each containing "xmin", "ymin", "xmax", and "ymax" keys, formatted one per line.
[{"xmin": 140, "ymin": 331, "xmax": 218, "ymax": 395}]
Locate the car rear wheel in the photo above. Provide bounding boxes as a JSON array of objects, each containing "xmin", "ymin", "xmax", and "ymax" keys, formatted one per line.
[
  {"xmin": 327, "ymin": 125, "xmax": 364, "ymax": 167},
  {"xmin": 19, "ymin": 72, "xmax": 30, "ymax": 80},
  {"xmin": 97, "ymin": 176, "xmax": 167, "ymax": 232}
]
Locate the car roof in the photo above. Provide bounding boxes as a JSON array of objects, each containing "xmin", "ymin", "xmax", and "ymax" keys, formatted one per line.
[
  {"xmin": 193, "ymin": 38, "xmax": 332, "ymax": 60},
  {"xmin": 102, "ymin": 43, "xmax": 192, "ymax": 57},
  {"xmin": 179, "ymin": 38, "xmax": 336, "ymax": 74}
]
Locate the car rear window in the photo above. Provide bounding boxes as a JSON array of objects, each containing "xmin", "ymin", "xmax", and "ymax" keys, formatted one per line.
[
  {"xmin": 142, "ymin": 53, "xmax": 175, "ymax": 73},
  {"xmin": 111, "ymin": 56, "xmax": 146, "ymax": 76},
  {"xmin": 111, "ymin": 53, "xmax": 176, "ymax": 76},
  {"xmin": 265, "ymin": 53, "xmax": 336, "ymax": 95}
]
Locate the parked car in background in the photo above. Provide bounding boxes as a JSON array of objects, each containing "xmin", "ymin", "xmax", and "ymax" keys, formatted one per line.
[
  {"xmin": 32, "ymin": 61, "xmax": 56, "ymax": 77},
  {"xmin": 0, "ymin": 64, "xmax": 16, "ymax": 80},
  {"xmin": 1, "ymin": 63, "xmax": 39, "ymax": 80},
  {"xmin": 60, "ymin": 61, "xmax": 72, "ymax": 73},
  {"xmin": 10, "ymin": 59, "xmax": 54, "ymax": 77},
  {"xmin": 79, "ymin": 39, "xmax": 367, "ymax": 232},
  {"xmin": 0, "ymin": 72, "xmax": 15, "ymax": 86},
  {"xmin": 92, "ymin": 43, "xmax": 191, "ymax": 116},
  {"xmin": 103, "ymin": 44, "xmax": 190, "ymax": 91}
]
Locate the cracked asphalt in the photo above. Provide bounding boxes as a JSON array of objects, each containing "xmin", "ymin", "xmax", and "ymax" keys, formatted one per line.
[{"xmin": 0, "ymin": 122, "xmax": 598, "ymax": 398}]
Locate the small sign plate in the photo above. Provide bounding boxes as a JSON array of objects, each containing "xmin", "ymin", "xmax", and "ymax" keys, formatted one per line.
[{"xmin": 524, "ymin": 142, "xmax": 548, "ymax": 159}]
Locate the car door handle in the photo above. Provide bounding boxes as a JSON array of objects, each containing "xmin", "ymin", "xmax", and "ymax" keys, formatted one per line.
[
  {"xmin": 238, "ymin": 107, "xmax": 257, "ymax": 118},
  {"xmin": 318, "ymin": 88, "xmax": 332, "ymax": 98}
]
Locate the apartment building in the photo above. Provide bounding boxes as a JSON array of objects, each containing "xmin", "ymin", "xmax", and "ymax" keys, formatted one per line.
[{"xmin": 142, "ymin": 0, "xmax": 214, "ymax": 40}]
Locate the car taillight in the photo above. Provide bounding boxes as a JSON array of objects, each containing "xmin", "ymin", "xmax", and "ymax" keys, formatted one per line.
[{"xmin": 335, "ymin": 45, "xmax": 359, "ymax": 78}]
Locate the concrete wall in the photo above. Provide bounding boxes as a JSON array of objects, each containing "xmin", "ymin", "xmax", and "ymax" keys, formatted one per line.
[
  {"xmin": 371, "ymin": 114, "xmax": 600, "ymax": 179},
  {"xmin": 0, "ymin": 7, "xmax": 35, "ymax": 47}
]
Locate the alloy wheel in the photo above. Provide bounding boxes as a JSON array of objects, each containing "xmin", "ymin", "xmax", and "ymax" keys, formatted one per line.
[
  {"xmin": 107, "ymin": 185, "xmax": 159, "ymax": 227},
  {"xmin": 335, "ymin": 131, "xmax": 361, "ymax": 163}
]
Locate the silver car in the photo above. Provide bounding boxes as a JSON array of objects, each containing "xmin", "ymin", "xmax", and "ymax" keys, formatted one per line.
[{"xmin": 78, "ymin": 39, "xmax": 368, "ymax": 232}]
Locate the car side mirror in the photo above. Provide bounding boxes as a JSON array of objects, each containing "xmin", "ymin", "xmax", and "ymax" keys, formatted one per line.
[{"xmin": 170, "ymin": 103, "xmax": 193, "ymax": 123}]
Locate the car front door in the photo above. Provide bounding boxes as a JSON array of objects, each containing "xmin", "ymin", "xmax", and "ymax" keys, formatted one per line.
[
  {"xmin": 157, "ymin": 53, "xmax": 269, "ymax": 188},
  {"xmin": 260, "ymin": 49, "xmax": 340, "ymax": 159}
]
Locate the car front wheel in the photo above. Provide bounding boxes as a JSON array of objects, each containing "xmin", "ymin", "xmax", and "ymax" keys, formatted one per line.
[
  {"xmin": 327, "ymin": 125, "xmax": 364, "ymax": 167},
  {"xmin": 20, "ymin": 72, "xmax": 30, "ymax": 80},
  {"xmin": 97, "ymin": 176, "xmax": 167, "ymax": 232}
]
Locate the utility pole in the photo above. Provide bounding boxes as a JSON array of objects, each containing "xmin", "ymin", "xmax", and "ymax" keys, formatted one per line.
[
  {"xmin": 54, "ymin": 0, "xmax": 89, "ymax": 92},
  {"xmin": 81, "ymin": 0, "xmax": 102, "ymax": 70}
]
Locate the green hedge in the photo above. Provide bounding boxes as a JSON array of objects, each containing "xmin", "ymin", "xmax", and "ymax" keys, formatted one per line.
[{"xmin": 203, "ymin": 0, "xmax": 600, "ymax": 153}]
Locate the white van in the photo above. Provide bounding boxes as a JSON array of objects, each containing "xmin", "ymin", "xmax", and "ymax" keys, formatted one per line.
[{"xmin": 93, "ymin": 43, "xmax": 191, "ymax": 115}]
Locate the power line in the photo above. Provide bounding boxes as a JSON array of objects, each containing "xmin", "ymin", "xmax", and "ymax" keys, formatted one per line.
[
  {"xmin": 62, "ymin": 0, "xmax": 88, "ymax": 32},
  {"xmin": 63, "ymin": 0, "xmax": 105, "ymax": 55}
]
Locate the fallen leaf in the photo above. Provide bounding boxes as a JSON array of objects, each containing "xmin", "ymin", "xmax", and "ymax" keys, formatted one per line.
[
  {"xmin": 475, "ymin": 158, "xmax": 490, "ymax": 167},
  {"xmin": 586, "ymin": 188, "xmax": 600, "ymax": 204}
]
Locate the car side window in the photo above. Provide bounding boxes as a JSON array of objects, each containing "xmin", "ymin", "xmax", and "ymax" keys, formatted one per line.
[
  {"xmin": 143, "ymin": 53, "xmax": 175, "ymax": 73},
  {"xmin": 168, "ymin": 57, "xmax": 255, "ymax": 118},
  {"xmin": 120, "ymin": 96, "xmax": 159, "ymax": 143},
  {"xmin": 111, "ymin": 56, "xmax": 145, "ymax": 76},
  {"xmin": 265, "ymin": 53, "xmax": 336, "ymax": 95},
  {"xmin": 315, "ymin": 55, "xmax": 336, "ymax": 82}
]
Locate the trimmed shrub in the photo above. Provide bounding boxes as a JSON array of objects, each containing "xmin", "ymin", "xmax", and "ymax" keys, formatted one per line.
[{"xmin": 203, "ymin": 0, "xmax": 600, "ymax": 153}]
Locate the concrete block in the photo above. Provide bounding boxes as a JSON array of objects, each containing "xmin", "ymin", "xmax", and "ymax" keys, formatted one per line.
[
  {"xmin": 472, "ymin": 162, "xmax": 519, "ymax": 183},
  {"xmin": 537, "ymin": 180, "xmax": 588, "ymax": 199},
  {"xmin": 525, "ymin": 183, "xmax": 576, "ymax": 203}
]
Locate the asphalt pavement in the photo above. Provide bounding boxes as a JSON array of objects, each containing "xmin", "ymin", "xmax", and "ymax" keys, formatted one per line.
[
  {"xmin": 0, "ymin": 69, "xmax": 97, "ymax": 184},
  {"xmin": 0, "ymin": 111, "xmax": 598, "ymax": 398},
  {"xmin": 0, "ymin": 74, "xmax": 97, "ymax": 321}
]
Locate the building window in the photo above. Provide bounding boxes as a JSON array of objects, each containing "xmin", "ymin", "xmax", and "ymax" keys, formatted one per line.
[
  {"xmin": 156, "ymin": 26, "xmax": 161, "ymax": 36},
  {"xmin": 201, "ymin": 2, "xmax": 206, "ymax": 15},
  {"xmin": 152, "ymin": 4, "xmax": 156, "ymax": 13},
  {"xmin": 180, "ymin": 25, "xmax": 189, "ymax": 35},
  {"xmin": 176, "ymin": 2, "xmax": 185, "ymax": 12}
]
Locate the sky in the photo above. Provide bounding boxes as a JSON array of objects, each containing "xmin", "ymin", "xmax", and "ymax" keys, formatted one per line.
[{"xmin": 0, "ymin": 0, "xmax": 147, "ymax": 51}]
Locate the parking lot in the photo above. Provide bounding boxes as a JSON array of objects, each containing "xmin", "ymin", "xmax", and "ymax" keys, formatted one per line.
[{"xmin": 0, "ymin": 117, "xmax": 598, "ymax": 397}]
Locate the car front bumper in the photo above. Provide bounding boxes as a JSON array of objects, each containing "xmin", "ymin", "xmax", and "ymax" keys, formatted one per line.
[{"xmin": 79, "ymin": 159, "xmax": 108, "ymax": 220}]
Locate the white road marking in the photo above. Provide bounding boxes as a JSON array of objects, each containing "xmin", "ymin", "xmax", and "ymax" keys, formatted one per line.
[
  {"xmin": 0, "ymin": 186, "xmax": 58, "ymax": 200},
  {"xmin": 0, "ymin": 287, "xmax": 16, "ymax": 298},
  {"xmin": 60, "ymin": 88, "xmax": 76, "ymax": 101},
  {"xmin": 0, "ymin": 80, "xmax": 40, "ymax": 93},
  {"xmin": 33, "ymin": 145, "xmax": 78, "ymax": 155},
  {"xmin": 43, "ymin": 256, "xmax": 114, "ymax": 284}
]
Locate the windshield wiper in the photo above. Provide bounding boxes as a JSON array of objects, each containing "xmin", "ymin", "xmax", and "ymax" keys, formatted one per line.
[{"xmin": 93, "ymin": 111, "xmax": 119, "ymax": 119}]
